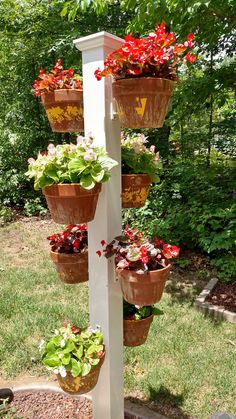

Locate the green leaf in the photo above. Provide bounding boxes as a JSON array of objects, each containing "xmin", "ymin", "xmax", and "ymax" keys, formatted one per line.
[
  {"xmin": 63, "ymin": 341, "xmax": 75, "ymax": 354},
  {"xmin": 43, "ymin": 354, "xmax": 60, "ymax": 368},
  {"xmin": 80, "ymin": 175, "xmax": 95, "ymax": 190},
  {"xmin": 81, "ymin": 362, "xmax": 92, "ymax": 376},
  {"xmin": 86, "ymin": 344, "xmax": 98, "ymax": 356},
  {"xmin": 91, "ymin": 168, "xmax": 105, "ymax": 183},
  {"xmin": 71, "ymin": 358, "xmax": 82, "ymax": 378},
  {"xmin": 74, "ymin": 345, "xmax": 83, "ymax": 359},
  {"xmin": 62, "ymin": 353, "xmax": 71, "ymax": 365},
  {"xmin": 68, "ymin": 159, "xmax": 87, "ymax": 174}
]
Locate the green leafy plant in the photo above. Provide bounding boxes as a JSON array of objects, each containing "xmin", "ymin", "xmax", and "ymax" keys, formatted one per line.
[
  {"xmin": 40, "ymin": 323, "xmax": 105, "ymax": 379},
  {"xmin": 121, "ymin": 132, "xmax": 161, "ymax": 182},
  {"xmin": 24, "ymin": 197, "xmax": 48, "ymax": 217},
  {"xmin": 0, "ymin": 206, "xmax": 13, "ymax": 225},
  {"xmin": 123, "ymin": 300, "xmax": 163, "ymax": 320},
  {"xmin": 26, "ymin": 135, "xmax": 118, "ymax": 190}
]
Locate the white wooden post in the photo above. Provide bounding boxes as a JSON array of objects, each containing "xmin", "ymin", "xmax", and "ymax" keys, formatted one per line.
[{"xmin": 73, "ymin": 32, "xmax": 124, "ymax": 419}]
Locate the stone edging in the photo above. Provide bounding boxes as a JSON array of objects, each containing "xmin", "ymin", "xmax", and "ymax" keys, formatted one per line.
[
  {"xmin": 195, "ymin": 278, "xmax": 236, "ymax": 323},
  {"xmin": 3, "ymin": 381, "xmax": 167, "ymax": 419}
]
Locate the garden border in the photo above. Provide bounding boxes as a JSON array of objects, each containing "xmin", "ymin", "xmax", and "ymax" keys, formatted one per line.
[{"xmin": 195, "ymin": 278, "xmax": 236, "ymax": 323}]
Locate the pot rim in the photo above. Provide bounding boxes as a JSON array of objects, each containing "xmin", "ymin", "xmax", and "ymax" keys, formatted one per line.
[
  {"xmin": 50, "ymin": 249, "xmax": 88, "ymax": 258},
  {"xmin": 41, "ymin": 88, "xmax": 83, "ymax": 95},
  {"xmin": 122, "ymin": 173, "xmax": 151, "ymax": 179},
  {"xmin": 113, "ymin": 77, "xmax": 176, "ymax": 84},
  {"xmin": 116, "ymin": 263, "xmax": 171, "ymax": 276},
  {"xmin": 43, "ymin": 182, "xmax": 102, "ymax": 193}
]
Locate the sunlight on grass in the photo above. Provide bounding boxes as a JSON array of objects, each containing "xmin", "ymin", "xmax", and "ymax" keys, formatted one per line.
[{"xmin": 0, "ymin": 220, "xmax": 235, "ymax": 419}]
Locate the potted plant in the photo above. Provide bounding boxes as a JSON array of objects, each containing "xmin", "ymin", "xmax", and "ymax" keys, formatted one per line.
[
  {"xmin": 33, "ymin": 58, "xmax": 83, "ymax": 132},
  {"xmin": 100, "ymin": 226, "xmax": 180, "ymax": 305},
  {"xmin": 121, "ymin": 132, "xmax": 161, "ymax": 208},
  {"xmin": 123, "ymin": 301, "xmax": 163, "ymax": 347},
  {"xmin": 95, "ymin": 22, "xmax": 196, "ymax": 128},
  {"xmin": 40, "ymin": 323, "xmax": 105, "ymax": 394},
  {"xmin": 47, "ymin": 224, "xmax": 88, "ymax": 284},
  {"xmin": 26, "ymin": 135, "xmax": 118, "ymax": 224}
]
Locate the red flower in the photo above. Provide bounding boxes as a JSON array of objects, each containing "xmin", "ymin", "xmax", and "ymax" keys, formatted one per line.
[
  {"xmin": 71, "ymin": 325, "xmax": 80, "ymax": 334},
  {"xmin": 39, "ymin": 68, "xmax": 45, "ymax": 76},
  {"xmin": 187, "ymin": 33, "xmax": 195, "ymax": 42},
  {"xmin": 94, "ymin": 68, "xmax": 102, "ymax": 81},
  {"xmin": 185, "ymin": 53, "xmax": 197, "ymax": 64},
  {"xmin": 101, "ymin": 240, "xmax": 106, "ymax": 246},
  {"xmin": 96, "ymin": 250, "xmax": 102, "ymax": 257},
  {"xmin": 162, "ymin": 244, "xmax": 180, "ymax": 259}
]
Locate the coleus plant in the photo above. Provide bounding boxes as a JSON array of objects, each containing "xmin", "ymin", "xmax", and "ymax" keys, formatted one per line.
[
  {"xmin": 40, "ymin": 323, "xmax": 104, "ymax": 378},
  {"xmin": 33, "ymin": 58, "xmax": 82, "ymax": 97},
  {"xmin": 123, "ymin": 300, "xmax": 164, "ymax": 320},
  {"xmin": 26, "ymin": 135, "xmax": 118, "ymax": 190},
  {"xmin": 95, "ymin": 22, "xmax": 197, "ymax": 81},
  {"xmin": 47, "ymin": 224, "xmax": 87, "ymax": 254},
  {"xmin": 121, "ymin": 132, "xmax": 161, "ymax": 182},
  {"xmin": 98, "ymin": 226, "xmax": 180, "ymax": 274}
]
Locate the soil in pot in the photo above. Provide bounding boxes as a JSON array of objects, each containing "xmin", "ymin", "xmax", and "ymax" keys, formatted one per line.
[
  {"xmin": 113, "ymin": 77, "xmax": 175, "ymax": 128},
  {"xmin": 41, "ymin": 89, "xmax": 84, "ymax": 132},
  {"xmin": 122, "ymin": 174, "xmax": 151, "ymax": 208},
  {"xmin": 123, "ymin": 314, "xmax": 154, "ymax": 346},
  {"xmin": 117, "ymin": 264, "xmax": 171, "ymax": 306},
  {"xmin": 43, "ymin": 183, "xmax": 101, "ymax": 224},
  {"xmin": 50, "ymin": 251, "xmax": 88, "ymax": 284}
]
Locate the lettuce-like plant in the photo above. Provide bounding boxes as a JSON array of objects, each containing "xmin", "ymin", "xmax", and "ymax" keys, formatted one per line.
[
  {"xmin": 40, "ymin": 323, "xmax": 104, "ymax": 379},
  {"xmin": 121, "ymin": 132, "xmax": 161, "ymax": 182},
  {"xmin": 123, "ymin": 300, "xmax": 164, "ymax": 320},
  {"xmin": 26, "ymin": 135, "xmax": 118, "ymax": 190}
]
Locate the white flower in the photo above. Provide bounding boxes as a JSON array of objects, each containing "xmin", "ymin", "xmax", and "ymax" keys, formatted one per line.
[
  {"xmin": 76, "ymin": 135, "xmax": 84, "ymax": 145},
  {"xmin": 38, "ymin": 339, "xmax": 45, "ymax": 352},
  {"xmin": 60, "ymin": 339, "xmax": 66, "ymax": 348},
  {"xmin": 150, "ymin": 145, "xmax": 155, "ymax": 153},
  {"xmin": 28, "ymin": 158, "xmax": 36, "ymax": 166},
  {"xmin": 117, "ymin": 259, "xmax": 130, "ymax": 269},
  {"xmin": 58, "ymin": 365, "xmax": 67, "ymax": 377},
  {"xmin": 47, "ymin": 143, "xmax": 56, "ymax": 155},
  {"xmin": 54, "ymin": 329, "xmax": 59, "ymax": 336},
  {"xmin": 84, "ymin": 149, "xmax": 97, "ymax": 161},
  {"xmin": 95, "ymin": 325, "xmax": 101, "ymax": 331},
  {"xmin": 58, "ymin": 353, "xmax": 63, "ymax": 359}
]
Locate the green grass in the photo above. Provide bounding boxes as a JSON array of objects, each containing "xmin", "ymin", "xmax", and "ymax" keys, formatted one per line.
[{"xmin": 0, "ymin": 219, "xmax": 235, "ymax": 419}]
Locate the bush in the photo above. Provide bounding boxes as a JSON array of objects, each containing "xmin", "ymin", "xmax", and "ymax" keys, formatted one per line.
[{"xmin": 124, "ymin": 160, "xmax": 236, "ymax": 281}]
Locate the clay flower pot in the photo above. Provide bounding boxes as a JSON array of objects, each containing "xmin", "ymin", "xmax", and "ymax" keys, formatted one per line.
[
  {"xmin": 117, "ymin": 264, "xmax": 171, "ymax": 306},
  {"xmin": 41, "ymin": 89, "xmax": 84, "ymax": 132},
  {"xmin": 43, "ymin": 183, "xmax": 101, "ymax": 224},
  {"xmin": 112, "ymin": 77, "xmax": 175, "ymax": 128},
  {"xmin": 122, "ymin": 174, "xmax": 151, "ymax": 208},
  {"xmin": 50, "ymin": 251, "xmax": 88, "ymax": 284},
  {"xmin": 123, "ymin": 315, "xmax": 154, "ymax": 347},
  {"xmin": 57, "ymin": 354, "xmax": 105, "ymax": 395}
]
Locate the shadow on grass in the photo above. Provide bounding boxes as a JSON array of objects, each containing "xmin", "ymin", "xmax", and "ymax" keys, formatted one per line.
[
  {"xmin": 148, "ymin": 385, "xmax": 191, "ymax": 419},
  {"xmin": 125, "ymin": 385, "xmax": 191, "ymax": 419}
]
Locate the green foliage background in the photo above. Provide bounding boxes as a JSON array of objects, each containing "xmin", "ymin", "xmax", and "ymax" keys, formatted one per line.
[{"xmin": 0, "ymin": 0, "xmax": 235, "ymax": 279}]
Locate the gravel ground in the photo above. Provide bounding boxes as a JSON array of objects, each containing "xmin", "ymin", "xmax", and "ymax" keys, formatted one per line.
[{"xmin": 11, "ymin": 391, "xmax": 93, "ymax": 419}]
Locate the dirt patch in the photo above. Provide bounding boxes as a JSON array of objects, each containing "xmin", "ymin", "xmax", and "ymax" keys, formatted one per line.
[{"xmin": 205, "ymin": 281, "xmax": 236, "ymax": 312}]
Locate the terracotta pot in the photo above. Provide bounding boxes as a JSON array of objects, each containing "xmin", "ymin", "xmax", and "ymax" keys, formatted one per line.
[
  {"xmin": 117, "ymin": 264, "xmax": 171, "ymax": 306},
  {"xmin": 41, "ymin": 89, "xmax": 84, "ymax": 132},
  {"xmin": 50, "ymin": 251, "xmax": 88, "ymax": 284},
  {"xmin": 123, "ymin": 315, "xmax": 154, "ymax": 347},
  {"xmin": 43, "ymin": 183, "xmax": 101, "ymax": 224},
  {"xmin": 57, "ymin": 353, "xmax": 105, "ymax": 395},
  {"xmin": 112, "ymin": 77, "xmax": 175, "ymax": 128},
  {"xmin": 122, "ymin": 174, "xmax": 151, "ymax": 208}
]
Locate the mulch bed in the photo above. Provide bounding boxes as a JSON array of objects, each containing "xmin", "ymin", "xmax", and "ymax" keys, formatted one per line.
[
  {"xmin": 205, "ymin": 281, "xmax": 236, "ymax": 313},
  {"xmin": 8, "ymin": 391, "xmax": 135, "ymax": 419}
]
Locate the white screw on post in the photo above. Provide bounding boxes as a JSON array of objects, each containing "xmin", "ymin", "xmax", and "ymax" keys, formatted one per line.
[{"xmin": 74, "ymin": 32, "xmax": 124, "ymax": 419}]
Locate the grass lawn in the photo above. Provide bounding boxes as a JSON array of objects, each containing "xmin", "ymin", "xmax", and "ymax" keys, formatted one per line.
[{"xmin": 0, "ymin": 218, "xmax": 235, "ymax": 419}]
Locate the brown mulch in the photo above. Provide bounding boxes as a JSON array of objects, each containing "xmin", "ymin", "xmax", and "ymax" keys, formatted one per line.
[
  {"xmin": 10, "ymin": 391, "xmax": 93, "ymax": 419},
  {"xmin": 205, "ymin": 281, "xmax": 236, "ymax": 312}
]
